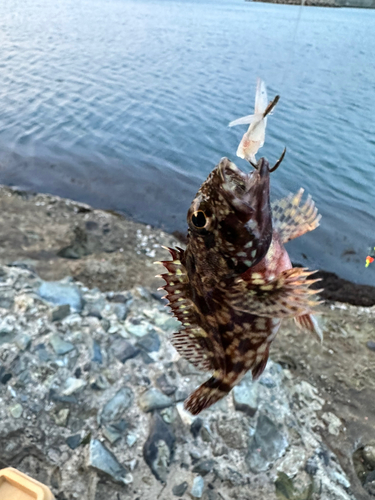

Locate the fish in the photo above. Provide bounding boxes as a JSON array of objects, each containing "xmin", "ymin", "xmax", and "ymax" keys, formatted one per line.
[
  {"xmin": 157, "ymin": 156, "xmax": 322, "ymax": 415},
  {"xmin": 229, "ymin": 78, "xmax": 279, "ymax": 163}
]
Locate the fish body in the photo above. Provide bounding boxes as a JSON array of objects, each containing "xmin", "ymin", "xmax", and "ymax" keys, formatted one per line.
[{"xmin": 159, "ymin": 157, "xmax": 321, "ymax": 415}]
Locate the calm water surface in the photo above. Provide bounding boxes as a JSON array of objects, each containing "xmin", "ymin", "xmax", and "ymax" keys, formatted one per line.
[{"xmin": 0, "ymin": 0, "xmax": 374, "ymax": 284}]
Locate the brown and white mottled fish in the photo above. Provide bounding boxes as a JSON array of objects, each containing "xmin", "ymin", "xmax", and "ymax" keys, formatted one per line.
[{"xmin": 157, "ymin": 157, "xmax": 322, "ymax": 415}]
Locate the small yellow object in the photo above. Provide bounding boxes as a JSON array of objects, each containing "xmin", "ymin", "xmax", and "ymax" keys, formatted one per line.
[{"xmin": 0, "ymin": 467, "xmax": 54, "ymax": 500}]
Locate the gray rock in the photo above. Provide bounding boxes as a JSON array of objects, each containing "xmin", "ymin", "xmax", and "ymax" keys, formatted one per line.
[
  {"xmin": 156, "ymin": 374, "xmax": 177, "ymax": 396},
  {"xmin": 110, "ymin": 337, "xmax": 139, "ymax": 363},
  {"xmin": 232, "ymin": 380, "xmax": 259, "ymax": 417},
  {"xmin": 92, "ymin": 340, "xmax": 103, "ymax": 364},
  {"xmin": 50, "ymin": 334, "xmax": 75, "ymax": 355},
  {"xmin": 175, "ymin": 358, "xmax": 202, "ymax": 376},
  {"xmin": 9, "ymin": 403, "xmax": 23, "ymax": 419},
  {"xmin": 0, "ymin": 291, "xmax": 14, "ymax": 309},
  {"xmin": 103, "ymin": 426, "xmax": 122, "ymax": 444},
  {"xmin": 49, "ymin": 388, "xmax": 77, "ymax": 404},
  {"xmin": 54, "ymin": 409, "xmax": 70, "ymax": 426},
  {"xmin": 0, "ymin": 369, "xmax": 12, "ymax": 384},
  {"xmin": 85, "ymin": 297, "xmax": 106, "ymax": 319},
  {"xmin": 190, "ymin": 418, "xmax": 203, "ymax": 438},
  {"xmin": 125, "ymin": 321, "xmax": 151, "ymax": 337},
  {"xmin": 35, "ymin": 343, "xmax": 52, "ymax": 362},
  {"xmin": 101, "ymin": 387, "xmax": 134, "ymax": 423},
  {"xmin": 140, "ymin": 351, "xmax": 154, "ymax": 364},
  {"xmin": 160, "ymin": 406, "xmax": 176, "ymax": 424},
  {"xmin": 322, "ymin": 412, "xmax": 342, "ymax": 436},
  {"xmin": 90, "ymin": 374, "xmax": 108, "ymax": 391},
  {"xmin": 126, "ymin": 433, "xmax": 137, "ymax": 447},
  {"xmin": 246, "ymin": 414, "xmax": 288, "ymax": 472},
  {"xmin": 0, "ymin": 326, "xmax": 16, "ymax": 345},
  {"xmin": 191, "ymin": 475, "xmax": 204, "ymax": 498},
  {"xmin": 143, "ymin": 412, "xmax": 175, "ymax": 483},
  {"xmin": 367, "ymin": 340, "xmax": 375, "ymax": 352},
  {"xmin": 88, "ymin": 439, "xmax": 131, "ymax": 484},
  {"xmin": 114, "ymin": 303, "xmax": 129, "ymax": 321},
  {"xmin": 136, "ymin": 331, "xmax": 160, "ymax": 352},
  {"xmin": 201, "ymin": 426, "xmax": 214, "ymax": 443},
  {"xmin": 138, "ymin": 388, "xmax": 173, "ymax": 412},
  {"xmin": 107, "ymin": 292, "xmax": 131, "ymax": 303},
  {"xmin": 305, "ymin": 457, "xmax": 318, "ymax": 475},
  {"xmin": 259, "ymin": 376, "xmax": 276, "ymax": 388},
  {"xmin": 363, "ymin": 444, "xmax": 375, "ymax": 469},
  {"xmin": 101, "ymin": 318, "xmax": 110, "ymax": 332},
  {"xmin": 15, "ymin": 333, "xmax": 32, "ymax": 351},
  {"xmin": 111, "ymin": 419, "xmax": 128, "ymax": 432},
  {"xmin": 174, "ymin": 389, "xmax": 189, "ymax": 402},
  {"xmin": 153, "ymin": 312, "xmax": 180, "ymax": 333},
  {"xmin": 172, "ymin": 481, "xmax": 188, "ymax": 497},
  {"xmin": 62, "ymin": 377, "xmax": 87, "ymax": 396},
  {"xmin": 192, "ymin": 459, "xmax": 216, "ymax": 477},
  {"xmin": 51, "ymin": 304, "xmax": 71, "ymax": 322},
  {"xmin": 66, "ymin": 434, "xmax": 82, "ymax": 449},
  {"xmin": 38, "ymin": 280, "xmax": 83, "ymax": 312}
]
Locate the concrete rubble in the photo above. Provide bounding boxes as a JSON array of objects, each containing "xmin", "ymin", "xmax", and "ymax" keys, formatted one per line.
[{"xmin": 0, "ymin": 264, "xmax": 373, "ymax": 500}]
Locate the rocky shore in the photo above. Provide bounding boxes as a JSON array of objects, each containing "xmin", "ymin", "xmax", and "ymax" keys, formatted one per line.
[{"xmin": 0, "ymin": 186, "xmax": 374, "ymax": 500}]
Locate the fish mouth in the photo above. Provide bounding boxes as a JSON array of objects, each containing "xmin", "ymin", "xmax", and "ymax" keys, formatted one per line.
[
  {"xmin": 255, "ymin": 157, "xmax": 270, "ymax": 178},
  {"xmin": 218, "ymin": 157, "xmax": 270, "ymax": 211},
  {"xmin": 218, "ymin": 158, "xmax": 251, "ymax": 201}
]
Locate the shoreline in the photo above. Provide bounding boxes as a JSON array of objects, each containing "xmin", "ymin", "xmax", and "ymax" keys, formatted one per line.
[
  {"xmin": 249, "ymin": 0, "xmax": 375, "ymax": 8},
  {"xmin": 0, "ymin": 184, "xmax": 374, "ymax": 307}
]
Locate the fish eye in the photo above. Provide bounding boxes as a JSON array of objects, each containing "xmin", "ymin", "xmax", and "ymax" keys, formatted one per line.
[{"xmin": 191, "ymin": 210, "xmax": 207, "ymax": 228}]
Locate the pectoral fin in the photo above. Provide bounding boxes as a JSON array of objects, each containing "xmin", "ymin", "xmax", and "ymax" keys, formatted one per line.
[
  {"xmin": 272, "ymin": 188, "xmax": 321, "ymax": 244},
  {"xmin": 229, "ymin": 267, "xmax": 323, "ymax": 318}
]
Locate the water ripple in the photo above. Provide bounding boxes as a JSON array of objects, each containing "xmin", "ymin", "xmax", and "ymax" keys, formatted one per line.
[{"xmin": 0, "ymin": 0, "xmax": 374, "ymax": 284}]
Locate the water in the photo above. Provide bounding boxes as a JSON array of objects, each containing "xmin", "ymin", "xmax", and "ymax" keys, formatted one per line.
[{"xmin": 0, "ymin": 0, "xmax": 374, "ymax": 285}]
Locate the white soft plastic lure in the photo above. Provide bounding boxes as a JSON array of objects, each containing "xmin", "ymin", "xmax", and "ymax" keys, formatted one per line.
[{"xmin": 229, "ymin": 79, "xmax": 279, "ymax": 164}]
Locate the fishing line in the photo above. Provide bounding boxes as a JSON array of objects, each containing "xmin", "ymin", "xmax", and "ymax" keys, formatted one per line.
[{"xmin": 278, "ymin": 0, "xmax": 306, "ymax": 92}]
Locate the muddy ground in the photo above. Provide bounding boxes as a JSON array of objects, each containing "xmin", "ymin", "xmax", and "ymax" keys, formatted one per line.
[{"xmin": 0, "ymin": 185, "xmax": 374, "ymax": 499}]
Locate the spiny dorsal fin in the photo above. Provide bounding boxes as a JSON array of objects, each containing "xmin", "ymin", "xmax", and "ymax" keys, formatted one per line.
[
  {"xmin": 157, "ymin": 247, "xmax": 214, "ymax": 372},
  {"xmin": 229, "ymin": 267, "xmax": 323, "ymax": 318},
  {"xmin": 272, "ymin": 188, "xmax": 321, "ymax": 244}
]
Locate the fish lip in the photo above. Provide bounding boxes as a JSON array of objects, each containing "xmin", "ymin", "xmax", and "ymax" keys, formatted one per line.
[
  {"xmin": 218, "ymin": 157, "xmax": 247, "ymax": 183},
  {"xmin": 256, "ymin": 157, "xmax": 270, "ymax": 178},
  {"xmin": 218, "ymin": 158, "xmax": 250, "ymax": 196}
]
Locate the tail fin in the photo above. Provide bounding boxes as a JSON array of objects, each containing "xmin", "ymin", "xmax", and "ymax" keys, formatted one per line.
[{"xmin": 184, "ymin": 376, "xmax": 230, "ymax": 415}]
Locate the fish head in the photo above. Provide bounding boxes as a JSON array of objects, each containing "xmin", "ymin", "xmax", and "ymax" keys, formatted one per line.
[{"xmin": 186, "ymin": 157, "xmax": 272, "ymax": 276}]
